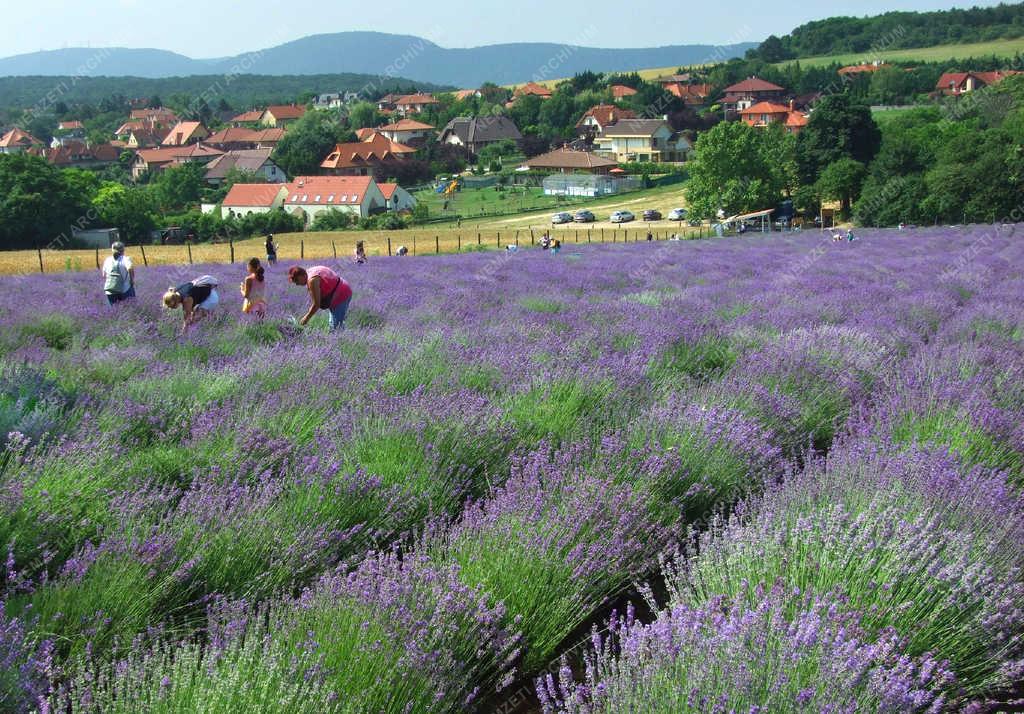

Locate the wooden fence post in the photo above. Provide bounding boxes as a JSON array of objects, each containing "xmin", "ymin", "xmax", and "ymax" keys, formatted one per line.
[
  {"xmin": 332, "ymin": 241, "xmax": 337, "ymax": 259},
  {"xmin": 575, "ymin": 229, "xmax": 579, "ymax": 243},
  {"xmin": 515, "ymin": 230, "xmax": 520, "ymax": 245},
  {"xmin": 530, "ymin": 228, "xmax": 535, "ymax": 245},
  {"xmin": 497, "ymin": 232, "xmax": 501, "ymax": 247},
  {"xmin": 477, "ymin": 232, "xmax": 481, "ymax": 245},
  {"xmin": 229, "ymin": 239, "xmax": 234, "ymax": 264},
  {"xmin": 37, "ymin": 248, "xmax": 44, "ymax": 273},
  {"xmin": 139, "ymin": 243, "xmax": 148, "ymax": 266},
  {"xmin": 94, "ymin": 248, "xmax": 100, "ymax": 269},
  {"xmin": 387, "ymin": 237, "xmax": 392, "ymax": 256},
  {"xmin": 601, "ymin": 228, "xmax": 605, "ymax": 242},
  {"xmin": 458, "ymin": 234, "xmax": 461, "ymax": 251},
  {"xmin": 300, "ymin": 240, "xmax": 305, "ymax": 259},
  {"xmin": 588, "ymin": 231, "xmax": 591, "ymax": 243},
  {"xmin": 413, "ymin": 236, "xmax": 417, "ymax": 255},
  {"xmin": 187, "ymin": 242, "xmax": 193, "ymax": 265},
  {"xmin": 435, "ymin": 235, "xmax": 439, "ymax": 254}
]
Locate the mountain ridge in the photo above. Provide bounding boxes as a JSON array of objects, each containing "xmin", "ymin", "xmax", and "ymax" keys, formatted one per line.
[{"xmin": 0, "ymin": 31, "xmax": 758, "ymax": 88}]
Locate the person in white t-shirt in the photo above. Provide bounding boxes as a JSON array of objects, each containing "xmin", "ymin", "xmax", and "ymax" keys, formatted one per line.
[{"xmin": 102, "ymin": 241, "xmax": 135, "ymax": 304}]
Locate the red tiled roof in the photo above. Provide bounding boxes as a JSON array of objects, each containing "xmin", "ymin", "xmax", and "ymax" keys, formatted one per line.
[
  {"xmin": 738, "ymin": 101, "xmax": 792, "ymax": 116},
  {"xmin": 394, "ymin": 94, "xmax": 439, "ymax": 105},
  {"xmin": 377, "ymin": 182, "xmax": 399, "ymax": 199},
  {"xmin": 136, "ymin": 144, "xmax": 223, "ymax": 165},
  {"xmin": 971, "ymin": 70, "xmax": 1021, "ymax": 85},
  {"xmin": 58, "ymin": 120, "xmax": 84, "ymax": 130},
  {"xmin": 205, "ymin": 127, "xmax": 259, "ymax": 145},
  {"xmin": 0, "ymin": 127, "xmax": 42, "ymax": 148},
  {"xmin": 320, "ymin": 132, "xmax": 416, "ymax": 170},
  {"xmin": 231, "ymin": 109, "xmax": 264, "ymax": 123},
  {"xmin": 785, "ymin": 112, "xmax": 809, "ymax": 128},
  {"xmin": 525, "ymin": 147, "xmax": 618, "ymax": 170},
  {"xmin": 665, "ymin": 83, "xmax": 711, "ymax": 100},
  {"xmin": 130, "ymin": 107, "xmax": 178, "ymax": 121},
  {"xmin": 576, "ymin": 104, "xmax": 636, "ymax": 129},
  {"xmin": 515, "ymin": 82, "xmax": 553, "ymax": 97},
  {"xmin": 724, "ymin": 77, "xmax": 785, "ymax": 93},
  {"xmin": 378, "ymin": 118, "xmax": 435, "ymax": 131},
  {"xmin": 610, "ymin": 84, "xmax": 638, "ymax": 98},
  {"xmin": 454, "ymin": 89, "xmax": 479, "ymax": 100},
  {"xmin": 838, "ymin": 63, "xmax": 891, "ymax": 75},
  {"xmin": 264, "ymin": 105, "xmax": 307, "ymax": 120},
  {"xmin": 222, "ymin": 183, "xmax": 286, "ymax": 207},
  {"xmin": 284, "ymin": 176, "xmax": 376, "ymax": 205},
  {"xmin": 161, "ymin": 121, "xmax": 206, "ymax": 146}
]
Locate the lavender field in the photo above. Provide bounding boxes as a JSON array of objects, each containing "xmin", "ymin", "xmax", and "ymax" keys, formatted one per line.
[{"xmin": 2, "ymin": 227, "xmax": 1023, "ymax": 713}]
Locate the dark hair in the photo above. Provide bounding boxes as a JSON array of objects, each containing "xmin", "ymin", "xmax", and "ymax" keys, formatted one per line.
[
  {"xmin": 248, "ymin": 257, "xmax": 264, "ymax": 282},
  {"xmin": 287, "ymin": 266, "xmax": 306, "ymax": 283}
]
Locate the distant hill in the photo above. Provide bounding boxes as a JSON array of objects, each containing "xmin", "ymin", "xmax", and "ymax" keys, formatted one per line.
[{"xmin": 0, "ymin": 32, "xmax": 757, "ymax": 87}]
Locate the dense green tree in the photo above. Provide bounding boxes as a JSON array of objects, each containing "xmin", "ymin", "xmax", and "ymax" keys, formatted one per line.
[
  {"xmin": 796, "ymin": 94, "xmax": 881, "ymax": 185},
  {"xmin": 685, "ymin": 121, "xmax": 783, "ymax": 219},
  {"xmin": 815, "ymin": 157, "xmax": 867, "ymax": 215},
  {"xmin": 0, "ymin": 154, "xmax": 88, "ymax": 249},
  {"xmin": 92, "ymin": 182, "xmax": 156, "ymax": 243},
  {"xmin": 150, "ymin": 162, "xmax": 207, "ymax": 212},
  {"xmin": 347, "ymin": 101, "xmax": 383, "ymax": 130},
  {"xmin": 271, "ymin": 110, "xmax": 347, "ymax": 178}
]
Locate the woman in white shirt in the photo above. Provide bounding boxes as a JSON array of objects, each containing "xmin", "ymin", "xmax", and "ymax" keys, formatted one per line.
[{"xmin": 102, "ymin": 241, "xmax": 135, "ymax": 304}]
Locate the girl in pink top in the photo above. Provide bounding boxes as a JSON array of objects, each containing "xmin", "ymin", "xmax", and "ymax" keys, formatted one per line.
[
  {"xmin": 288, "ymin": 265, "xmax": 352, "ymax": 331},
  {"xmin": 241, "ymin": 258, "xmax": 267, "ymax": 318}
]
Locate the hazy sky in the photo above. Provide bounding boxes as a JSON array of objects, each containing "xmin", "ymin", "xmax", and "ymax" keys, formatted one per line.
[{"xmin": 5, "ymin": 0, "xmax": 1001, "ymax": 58}]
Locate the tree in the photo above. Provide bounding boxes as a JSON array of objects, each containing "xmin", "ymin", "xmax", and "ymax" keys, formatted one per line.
[
  {"xmin": 347, "ymin": 101, "xmax": 383, "ymax": 130},
  {"xmin": 815, "ymin": 158, "xmax": 867, "ymax": 215},
  {"xmin": 761, "ymin": 123, "xmax": 799, "ymax": 198},
  {"xmin": 795, "ymin": 94, "xmax": 880, "ymax": 185},
  {"xmin": 271, "ymin": 111, "xmax": 346, "ymax": 178},
  {"xmin": 751, "ymin": 35, "xmax": 791, "ymax": 63},
  {"xmin": 150, "ymin": 162, "xmax": 207, "ymax": 212},
  {"xmin": 147, "ymin": 95, "xmax": 163, "ymax": 109},
  {"xmin": 92, "ymin": 182, "xmax": 156, "ymax": 243},
  {"xmin": 0, "ymin": 154, "xmax": 87, "ymax": 249},
  {"xmin": 685, "ymin": 121, "xmax": 784, "ymax": 219}
]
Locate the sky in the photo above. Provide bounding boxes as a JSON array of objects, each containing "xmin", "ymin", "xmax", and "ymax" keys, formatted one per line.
[{"xmin": 4, "ymin": 0, "xmax": 1004, "ymax": 58}]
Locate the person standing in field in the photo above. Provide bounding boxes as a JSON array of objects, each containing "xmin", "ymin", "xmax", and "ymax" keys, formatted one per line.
[
  {"xmin": 354, "ymin": 241, "xmax": 368, "ymax": 264},
  {"xmin": 265, "ymin": 234, "xmax": 277, "ymax": 265},
  {"xmin": 240, "ymin": 258, "xmax": 267, "ymax": 318},
  {"xmin": 163, "ymin": 275, "xmax": 220, "ymax": 333},
  {"xmin": 288, "ymin": 265, "xmax": 352, "ymax": 331},
  {"xmin": 102, "ymin": 241, "xmax": 135, "ymax": 304}
]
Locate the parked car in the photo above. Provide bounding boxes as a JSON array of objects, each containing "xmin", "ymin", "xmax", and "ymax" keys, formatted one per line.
[
  {"xmin": 610, "ymin": 210, "xmax": 635, "ymax": 223},
  {"xmin": 551, "ymin": 211, "xmax": 573, "ymax": 224},
  {"xmin": 667, "ymin": 208, "xmax": 687, "ymax": 221},
  {"xmin": 573, "ymin": 210, "xmax": 596, "ymax": 223},
  {"xmin": 642, "ymin": 209, "xmax": 662, "ymax": 221}
]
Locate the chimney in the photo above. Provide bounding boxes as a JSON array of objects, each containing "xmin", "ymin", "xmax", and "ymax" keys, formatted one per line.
[{"xmin": 789, "ymin": 99, "xmax": 795, "ymax": 112}]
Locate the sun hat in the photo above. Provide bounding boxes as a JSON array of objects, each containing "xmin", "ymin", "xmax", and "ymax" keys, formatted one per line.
[{"xmin": 111, "ymin": 241, "xmax": 125, "ymax": 254}]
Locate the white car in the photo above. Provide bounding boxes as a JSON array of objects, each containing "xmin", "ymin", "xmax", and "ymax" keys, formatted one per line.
[
  {"xmin": 610, "ymin": 210, "xmax": 635, "ymax": 223},
  {"xmin": 668, "ymin": 208, "xmax": 687, "ymax": 221},
  {"xmin": 551, "ymin": 212, "xmax": 573, "ymax": 224}
]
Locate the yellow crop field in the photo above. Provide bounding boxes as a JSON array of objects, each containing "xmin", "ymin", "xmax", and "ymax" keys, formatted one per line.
[{"xmin": 0, "ymin": 224, "xmax": 707, "ymax": 276}]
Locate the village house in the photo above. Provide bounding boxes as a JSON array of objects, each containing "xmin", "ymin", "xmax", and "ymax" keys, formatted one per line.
[
  {"xmin": 312, "ymin": 92, "xmax": 358, "ymax": 110},
  {"xmin": 438, "ymin": 116, "xmax": 522, "ymax": 154},
  {"xmin": 0, "ymin": 128, "xmax": 43, "ymax": 154},
  {"xmin": 230, "ymin": 109, "xmax": 264, "ymax": 126},
  {"xmin": 393, "ymin": 93, "xmax": 440, "ymax": 115},
  {"xmin": 454, "ymin": 89, "xmax": 483, "ymax": 101},
  {"xmin": 524, "ymin": 146, "xmax": 619, "ymax": 174},
  {"xmin": 130, "ymin": 107, "xmax": 179, "ymax": 124},
  {"xmin": 204, "ymin": 127, "xmax": 286, "ymax": 151},
  {"xmin": 319, "ymin": 131, "xmax": 417, "ymax": 177},
  {"xmin": 514, "ymin": 82, "xmax": 553, "ymax": 99},
  {"xmin": 575, "ymin": 104, "xmax": 637, "ymax": 138},
  {"xmin": 593, "ymin": 118, "xmax": 691, "ymax": 163},
  {"xmin": 722, "ymin": 77, "xmax": 786, "ymax": 111},
  {"xmin": 203, "ymin": 148, "xmax": 285, "ymax": 186},
  {"xmin": 53, "ymin": 121, "xmax": 87, "ymax": 145},
  {"xmin": 376, "ymin": 93, "xmax": 402, "ymax": 112},
  {"xmin": 377, "ymin": 182, "xmax": 417, "ymax": 212},
  {"xmin": 260, "ymin": 105, "xmax": 307, "ymax": 127},
  {"xmin": 665, "ymin": 82, "xmax": 712, "ymax": 106},
  {"xmin": 131, "ymin": 144, "xmax": 223, "ymax": 180},
  {"xmin": 126, "ymin": 128, "xmax": 168, "ymax": 149},
  {"xmin": 220, "ymin": 183, "xmax": 289, "ymax": 219},
  {"xmin": 654, "ymin": 73, "xmax": 692, "ymax": 86},
  {"xmin": 610, "ymin": 84, "xmax": 638, "ymax": 99},
  {"xmin": 376, "ymin": 118, "xmax": 435, "ymax": 147},
  {"xmin": 738, "ymin": 100, "xmax": 809, "ymax": 134},
  {"xmin": 161, "ymin": 121, "xmax": 209, "ymax": 147},
  {"xmin": 838, "ymin": 61, "xmax": 892, "ymax": 76},
  {"xmin": 46, "ymin": 142, "xmax": 121, "ymax": 170},
  {"xmin": 284, "ymin": 175, "xmax": 388, "ymax": 224},
  {"xmin": 935, "ymin": 70, "xmax": 1023, "ymax": 95}
]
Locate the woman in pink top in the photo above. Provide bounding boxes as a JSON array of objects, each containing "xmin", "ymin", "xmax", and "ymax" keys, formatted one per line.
[{"xmin": 288, "ymin": 265, "xmax": 352, "ymax": 331}]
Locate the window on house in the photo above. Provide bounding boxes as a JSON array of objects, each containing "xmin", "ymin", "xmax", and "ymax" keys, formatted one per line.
[
  {"xmin": 291, "ymin": 195, "xmax": 298, "ymax": 202},
  {"xmin": 314, "ymin": 195, "xmax": 321, "ymax": 202},
  {"xmin": 350, "ymin": 195, "xmax": 358, "ymax": 202},
  {"xmin": 301, "ymin": 195, "xmax": 308, "ymax": 202},
  {"xmin": 327, "ymin": 194, "xmax": 334, "ymax": 203}
]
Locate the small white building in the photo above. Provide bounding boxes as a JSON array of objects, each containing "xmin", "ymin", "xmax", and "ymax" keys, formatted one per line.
[
  {"xmin": 377, "ymin": 118, "xmax": 435, "ymax": 147},
  {"xmin": 221, "ymin": 183, "xmax": 289, "ymax": 219},
  {"xmin": 283, "ymin": 176, "xmax": 387, "ymax": 224},
  {"xmin": 377, "ymin": 183, "xmax": 417, "ymax": 212}
]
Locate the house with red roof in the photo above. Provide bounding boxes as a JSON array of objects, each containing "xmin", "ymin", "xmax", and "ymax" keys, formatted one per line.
[
  {"xmin": 454, "ymin": 89, "xmax": 482, "ymax": 101},
  {"xmin": 204, "ymin": 148, "xmax": 284, "ymax": 186},
  {"xmin": 45, "ymin": 142, "xmax": 121, "ymax": 169},
  {"xmin": 610, "ymin": 84, "xmax": 638, "ymax": 99},
  {"xmin": 0, "ymin": 127, "xmax": 43, "ymax": 154},
  {"xmin": 260, "ymin": 105, "xmax": 307, "ymax": 127},
  {"xmin": 575, "ymin": 104, "xmax": 637, "ymax": 137},
  {"xmin": 230, "ymin": 109, "xmax": 265, "ymax": 126},
  {"xmin": 722, "ymin": 77, "xmax": 786, "ymax": 111},
  {"xmin": 376, "ymin": 118, "xmax": 435, "ymax": 147},
  {"xmin": 524, "ymin": 147, "xmax": 619, "ymax": 174},
  {"xmin": 738, "ymin": 101, "xmax": 809, "ymax": 134},
  {"xmin": 161, "ymin": 121, "xmax": 209, "ymax": 146},
  {"xmin": 838, "ymin": 62, "xmax": 892, "ymax": 76},
  {"xmin": 319, "ymin": 131, "xmax": 417, "ymax": 177},
  {"xmin": 284, "ymin": 175, "xmax": 388, "ymax": 223},
  {"xmin": 377, "ymin": 182, "xmax": 417, "ymax": 212},
  {"xmin": 515, "ymin": 82, "xmax": 553, "ymax": 99},
  {"xmin": 393, "ymin": 94, "xmax": 440, "ymax": 115},
  {"xmin": 130, "ymin": 107, "xmax": 179, "ymax": 124},
  {"xmin": 665, "ymin": 82, "xmax": 712, "ymax": 106},
  {"xmin": 131, "ymin": 144, "xmax": 223, "ymax": 180},
  {"xmin": 935, "ymin": 70, "xmax": 1022, "ymax": 96},
  {"xmin": 220, "ymin": 182, "xmax": 290, "ymax": 219}
]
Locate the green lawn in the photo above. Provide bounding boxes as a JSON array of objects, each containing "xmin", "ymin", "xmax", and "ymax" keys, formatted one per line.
[
  {"xmin": 774, "ymin": 36, "xmax": 1024, "ymax": 69},
  {"xmin": 414, "ymin": 184, "xmax": 563, "ymax": 219}
]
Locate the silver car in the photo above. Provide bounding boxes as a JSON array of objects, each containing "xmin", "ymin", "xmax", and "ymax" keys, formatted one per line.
[
  {"xmin": 610, "ymin": 210, "xmax": 635, "ymax": 223},
  {"xmin": 668, "ymin": 208, "xmax": 687, "ymax": 221},
  {"xmin": 551, "ymin": 212, "xmax": 573, "ymax": 224}
]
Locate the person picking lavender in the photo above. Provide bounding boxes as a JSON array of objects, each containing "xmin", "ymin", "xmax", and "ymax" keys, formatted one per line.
[
  {"xmin": 288, "ymin": 265, "xmax": 352, "ymax": 331},
  {"xmin": 162, "ymin": 275, "xmax": 220, "ymax": 333}
]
